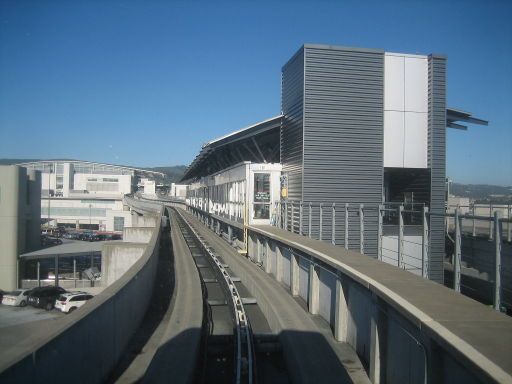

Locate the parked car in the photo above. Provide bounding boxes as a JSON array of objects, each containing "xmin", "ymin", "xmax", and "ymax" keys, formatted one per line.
[
  {"xmin": 1, "ymin": 289, "xmax": 32, "ymax": 307},
  {"xmin": 78, "ymin": 232, "xmax": 94, "ymax": 241},
  {"xmin": 55, "ymin": 292, "xmax": 94, "ymax": 313},
  {"xmin": 41, "ymin": 235, "xmax": 63, "ymax": 246},
  {"xmin": 27, "ymin": 286, "xmax": 67, "ymax": 310},
  {"xmin": 88, "ymin": 234, "xmax": 101, "ymax": 242}
]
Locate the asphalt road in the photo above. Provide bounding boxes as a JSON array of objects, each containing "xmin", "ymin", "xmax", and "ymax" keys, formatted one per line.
[{"xmin": 0, "ymin": 304, "xmax": 64, "ymax": 329}]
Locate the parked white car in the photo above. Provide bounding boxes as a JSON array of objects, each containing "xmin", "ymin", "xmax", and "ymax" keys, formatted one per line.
[
  {"xmin": 1, "ymin": 289, "xmax": 32, "ymax": 307},
  {"xmin": 54, "ymin": 292, "xmax": 94, "ymax": 313}
]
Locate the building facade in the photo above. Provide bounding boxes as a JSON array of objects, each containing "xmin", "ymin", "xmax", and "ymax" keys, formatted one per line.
[
  {"xmin": 18, "ymin": 160, "xmax": 163, "ymax": 232},
  {"xmin": 0, "ymin": 166, "xmax": 41, "ymax": 291}
]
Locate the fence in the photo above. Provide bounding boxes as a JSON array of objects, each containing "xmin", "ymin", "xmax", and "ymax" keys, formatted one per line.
[{"xmin": 272, "ymin": 200, "xmax": 512, "ymax": 312}]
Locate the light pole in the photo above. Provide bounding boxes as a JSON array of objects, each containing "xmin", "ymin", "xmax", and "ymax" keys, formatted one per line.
[
  {"xmin": 89, "ymin": 204, "xmax": 92, "ymax": 228},
  {"xmin": 47, "ymin": 163, "xmax": 52, "ymax": 228}
]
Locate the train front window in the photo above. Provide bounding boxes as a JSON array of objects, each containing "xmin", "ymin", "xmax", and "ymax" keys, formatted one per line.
[{"xmin": 253, "ymin": 173, "xmax": 270, "ymax": 219}]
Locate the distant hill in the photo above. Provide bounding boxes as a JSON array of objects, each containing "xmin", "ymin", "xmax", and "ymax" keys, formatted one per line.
[
  {"xmin": 451, "ymin": 183, "xmax": 512, "ymax": 203},
  {"xmin": 145, "ymin": 165, "xmax": 187, "ymax": 184},
  {"xmin": 0, "ymin": 158, "xmax": 40, "ymax": 165},
  {"xmin": 0, "ymin": 159, "xmax": 187, "ymax": 183}
]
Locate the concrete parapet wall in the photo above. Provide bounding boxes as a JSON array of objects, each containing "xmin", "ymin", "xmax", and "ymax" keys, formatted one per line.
[
  {"xmin": 123, "ymin": 227, "xmax": 155, "ymax": 243},
  {"xmin": 101, "ymin": 242, "xmax": 147, "ymax": 287},
  {"xmin": 245, "ymin": 224, "xmax": 512, "ymax": 384},
  {"xmin": 0, "ymin": 208, "xmax": 163, "ymax": 384}
]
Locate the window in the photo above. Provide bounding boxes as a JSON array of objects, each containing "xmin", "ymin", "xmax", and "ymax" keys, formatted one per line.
[
  {"xmin": 114, "ymin": 216, "xmax": 125, "ymax": 231},
  {"xmin": 253, "ymin": 173, "xmax": 270, "ymax": 219}
]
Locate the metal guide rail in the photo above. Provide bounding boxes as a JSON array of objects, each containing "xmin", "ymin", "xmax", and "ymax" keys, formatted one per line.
[{"xmin": 175, "ymin": 208, "xmax": 255, "ymax": 384}]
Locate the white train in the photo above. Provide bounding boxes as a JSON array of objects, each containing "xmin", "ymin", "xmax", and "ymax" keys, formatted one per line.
[{"xmin": 187, "ymin": 162, "xmax": 282, "ymax": 226}]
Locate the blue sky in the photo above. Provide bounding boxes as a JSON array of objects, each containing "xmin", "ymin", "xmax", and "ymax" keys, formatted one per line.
[{"xmin": 0, "ymin": 0, "xmax": 511, "ymax": 185}]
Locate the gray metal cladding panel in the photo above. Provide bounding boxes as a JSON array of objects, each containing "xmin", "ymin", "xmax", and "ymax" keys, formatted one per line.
[
  {"xmin": 428, "ymin": 55, "xmax": 447, "ymax": 283},
  {"xmin": 300, "ymin": 46, "xmax": 384, "ymax": 256},
  {"xmin": 281, "ymin": 47, "xmax": 305, "ymax": 201}
]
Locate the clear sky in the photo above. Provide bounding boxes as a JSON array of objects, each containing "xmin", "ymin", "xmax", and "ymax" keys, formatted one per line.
[{"xmin": 1, "ymin": 0, "xmax": 511, "ymax": 185}]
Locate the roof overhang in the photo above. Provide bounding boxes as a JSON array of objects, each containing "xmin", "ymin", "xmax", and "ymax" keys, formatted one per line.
[
  {"xmin": 181, "ymin": 115, "xmax": 282, "ymax": 182},
  {"xmin": 447, "ymin": 108, "xmax": 488, "ymax": 130}
]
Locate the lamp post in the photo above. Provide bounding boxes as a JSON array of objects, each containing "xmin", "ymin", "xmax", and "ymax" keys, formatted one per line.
[
  {"xmin": 47, "ymin": 163, "xmax": 52, "ymax": 228},
  {"xmin": 89, "ymin": 204, "xmax": 92, "ymax": 228}
]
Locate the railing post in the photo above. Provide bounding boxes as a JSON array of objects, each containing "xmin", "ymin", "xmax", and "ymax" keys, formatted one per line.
[
  {"xmin": 308, "ymin": 202, "xmax": 312, "ymax": 238},
  {"xmin": 359, "ymin": 204, "xmax": 364, "ymax": 255},
  {"xmin": 378, "ymin": 205, "xmax": 383, "ymax": 261},
  {"xmin": 472, "ymin": 203, "xmax": 476, "ymax": 237},
  {"xmin": 291, "ymin": 201, "xmax": 295, "ymax": 233},
  {"xmin": 454, "ymin": 208, "xmax": 461, "ymax": 293},
  {"xmin": 345, "ymin": 203, "xmax": 349, "ymax": 250},
  {"xmin": 299, "ymin": 201, "xmax": 303, "ymax": 236},
  {"xmin": 319, "ymin": 203, "xmax": 323, "ymax": 241},
  {"xmin": 332, "ymin": 203, "xmax": 336, "ymax": 245},
  {"xmin": 284, "ymin": 201, "xmax": 288, "ymax": 231},
  {"xmin": 422, "ymin": 206, "xmax": 429, "ymax": 279},
  {"xmin": 489, "ymin": 204, "xmax": 493, "ymax": 240},
  {"xmin": 494, "ymin": 211, "xmax": 502, "ymax": 311},
  {"xmin": 508, "ymin": 204, "xmax": 511, "ymax": 243},
  {"xmin": 398, "ymin": 205, "xmax": 404, "ymax": 268}
]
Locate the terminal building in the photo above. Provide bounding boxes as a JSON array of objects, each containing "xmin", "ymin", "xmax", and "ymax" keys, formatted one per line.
[
  {"xmin": 184, "ymin": 44, "xmax": 486, "ymax": 283},
  {"xmin": 17, "ymin": 160, "xmax": 164, "ymax": 232}
]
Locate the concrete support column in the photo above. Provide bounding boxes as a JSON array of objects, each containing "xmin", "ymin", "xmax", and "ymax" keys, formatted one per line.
[
  {"xmin": 369, "ymin": 294, "xmax": 385, "ymax": 384},
  {"xmin": 228, "ymin": 226, "xmax": 233, "ymax": 243},
  {"xmin": 265, "ymin": 240, "xmax": 272, "ymax": 274},
  {"xmin": 308, "ymin": 263, "xmax": 320, "ymax": 314},
  {"xmin": 216, "ymin": 220, "xmax": 220, "ymax": 235},
  {"xmin": 291, "ymin": 252, "xmax": 300, "ymax": 296},
  {"xmin": 334, "ymin": 277, "xmax": 349, "ymax": 342},
  {"xmin": 276, "ymin": 245, "xmax": 283, "ymax": 283}
]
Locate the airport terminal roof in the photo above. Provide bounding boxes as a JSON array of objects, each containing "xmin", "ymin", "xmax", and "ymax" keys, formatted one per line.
[
  {"xmin": 181, "ymin": 115, "xmax": 282, "ymax": 182},
  {"xmin": 17, "ymin": 160, "xmax": 165, "ymax": 177}
]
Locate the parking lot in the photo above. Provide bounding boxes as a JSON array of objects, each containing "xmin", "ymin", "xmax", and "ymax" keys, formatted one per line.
[{"xmin": 0, "ymin": 303, "xmax": 65, "ymax": 329}]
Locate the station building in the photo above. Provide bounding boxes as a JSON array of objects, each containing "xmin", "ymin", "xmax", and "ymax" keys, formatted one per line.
[
  {"xmin": 17, "ymin": 160, "xmax": 164, "ymax": 232},
  {"xmin": 183, "ymin": 44, "xmax": 487, "ymax": 283}
]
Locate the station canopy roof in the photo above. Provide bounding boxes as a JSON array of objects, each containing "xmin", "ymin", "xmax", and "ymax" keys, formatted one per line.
[
  {"xmin": 181, "ymin": 115, "xmax": 282, "ymax": 182},
  {"xmin": 20, "ymin": 240, "xmax": 105, "ymax": 260},
  {"xmin": 182, "ymin": 108, "xmax": 487, "ymax": 182}
]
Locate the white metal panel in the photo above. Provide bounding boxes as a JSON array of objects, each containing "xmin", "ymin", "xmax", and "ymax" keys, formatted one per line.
[
  {"xmin": 404, "ymin": 57, "xmax": 428, "ymax": 113},
  {"xmin": 384, "ymin": 111, "xmax": 405, "ymax": 167},
  {"xmin": 384, "ymin": 54, "xmax": 405, "ymax": 111},
  {"xmin": 404, "ymin": 112, "xmax": 428, "ymax": 168}
]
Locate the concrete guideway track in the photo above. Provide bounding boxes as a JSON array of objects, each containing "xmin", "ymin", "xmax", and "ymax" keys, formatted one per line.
[
  {"xmin": 178, "ymin": 207, "xmax": 370, "ymax": 384},
  {"xmin": 175, "ymin": 208, "xmax": 257, "ymax": 384}
]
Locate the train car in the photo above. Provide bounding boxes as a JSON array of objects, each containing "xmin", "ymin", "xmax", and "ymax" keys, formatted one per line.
[{"xmin": 187, "ymin": 161, "xmax": 282, "ymax": 226}]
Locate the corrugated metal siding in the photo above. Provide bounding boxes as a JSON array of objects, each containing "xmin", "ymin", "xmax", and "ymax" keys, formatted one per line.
[
  {"xmin": 302, "ymin": 46, "xmax": 384, "ymax": 257},
  {"xmin": 281, "ymin": 47, "xmax": 305, "ymax": 201},
  {"xmin": 428, "ymin": 55, "xmax": 447, "ymax": 283}
]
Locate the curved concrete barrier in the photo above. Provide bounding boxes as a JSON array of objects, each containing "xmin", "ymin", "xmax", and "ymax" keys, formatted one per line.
[
  {"xmin": 0, "ymin": 207, "xmax": 163, "ymax": 383},
  {"xmin": 247, "ymin": 224, "xmax": 512, "ymax": 384}
]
